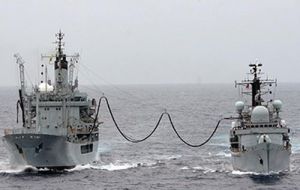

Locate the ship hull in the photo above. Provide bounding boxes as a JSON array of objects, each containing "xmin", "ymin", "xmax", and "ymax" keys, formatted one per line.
[
  {"xmin": 2, "ymin": 133, "xmax": 99, "ymax": 170},
  {"xmin": 231, "ymin": 142, "xmax": 290, "ymax": 174}
]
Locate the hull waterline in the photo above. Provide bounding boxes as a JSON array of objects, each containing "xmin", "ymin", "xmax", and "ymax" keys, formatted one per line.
[{"xmin": 231, "ymin": 142, "xmax": 290, "ymax": 174}]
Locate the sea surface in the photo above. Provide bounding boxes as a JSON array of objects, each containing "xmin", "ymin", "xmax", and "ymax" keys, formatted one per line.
[{"xmin": 0, "ymin": 84, "xmax": 300, "ymax": 190}]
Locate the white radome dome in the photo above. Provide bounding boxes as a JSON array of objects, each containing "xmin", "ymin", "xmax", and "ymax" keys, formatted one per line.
[
  {"xmin": 39, "ymin": 82, "xmax": 54, "ymax": 92},
  {"xmin": 235, "ymin": 101, "xmax": 245, "ymax": 113},
  {"xmin": 273, "ymin": 100, "xmax": 283, "ymax": 111},
  {"xmin": 251, "ymin": 106, "xmax": 270, "ymax": 123}
]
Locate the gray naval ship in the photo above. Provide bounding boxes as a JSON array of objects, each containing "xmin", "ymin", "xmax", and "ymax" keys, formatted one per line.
[
  {"xmin": 230, "ymin": 63, "xmax": 291, "ymax": 174},
  {"xmin": 2, "ymin": 31, "xmax": 100, "ymax": 170}
]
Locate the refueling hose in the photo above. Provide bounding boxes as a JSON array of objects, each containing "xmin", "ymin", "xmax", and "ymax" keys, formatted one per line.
[{"xmin": 91, "ymin": 96, "xmax": 235, "ymax": 147}]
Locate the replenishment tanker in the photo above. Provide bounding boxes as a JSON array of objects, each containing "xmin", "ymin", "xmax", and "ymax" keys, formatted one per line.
[
  {"xmin": 2, "ymin": 31, "xmax": 100, "ymax": 170},
  {"xmin": 230, "ymin": 63, "xmax": 291, "ymax": 173}
]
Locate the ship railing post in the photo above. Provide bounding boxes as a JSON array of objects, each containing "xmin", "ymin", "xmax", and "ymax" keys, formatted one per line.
[{"xmin": 36, "ymin": 92, "xmax": 40, "ymax": 133}]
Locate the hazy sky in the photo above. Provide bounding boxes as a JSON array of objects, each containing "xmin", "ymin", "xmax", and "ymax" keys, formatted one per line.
[{"xmin": 0, "ymin": 0, "xmax": 299, "ymax": 86}]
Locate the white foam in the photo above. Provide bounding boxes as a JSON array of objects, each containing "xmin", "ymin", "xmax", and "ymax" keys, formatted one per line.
[
  {"xmin": 232, "ymin": 170, "xmax": 282, "ymax": 175},
  {"xmin": 68, "ymin": 160, "xmax": 159, "ymax": 172},
  {"xmin": 192, "ymin": 166, "xmax": 216, "ymax": 173},
  {"xmin": 232, "ymin": 170, "xmax": 257, "ymax": 175},
  {"xmin": 216, "ymin": 151, "xmax": 231, "ymax": 157},
  {"xmin": 67, "ymin": 164, "xmax": 97, "ymax": 172},
  {"xmin": 180, "ymin": 166, "xmax": 189, "ymax": 170},
  {"xmin": 0, "ymin": 154, "xmax": 181, "ymax": 173},
  {"xmin": 231, "ymin": 170, "xmax": 281, "ymax": 175},
  {"xmin": 152, "ymin": 154, "xmax": 182, "ymax": 161},
  {"xmin": 99, "ymin": 163, "xmax": 137, "ymax": 171},
  {"xmin": 0, "ymin": 161, "xmax": 35, "ymax": 174}
]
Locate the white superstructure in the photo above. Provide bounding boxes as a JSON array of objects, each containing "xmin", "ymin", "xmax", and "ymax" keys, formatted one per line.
[{"xmin": 2, "ymin": 31, "xmax": 100, "ymax": 170}]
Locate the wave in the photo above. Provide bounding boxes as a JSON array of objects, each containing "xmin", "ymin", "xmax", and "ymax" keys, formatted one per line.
[
  {"xmin": 0, "ymin": 161, "xmax": 38, "ymax": 174},
  {"xmin": 192, "ymin": 166, "xmax": 217, "ymax": 173},
  {"xmin": 100, "ymin": 163, "xmax": 138, "ymax": 171},
  {"xmin": 69, "ymin": 154, "xmax": 183, "ymax": 172},
  {"xmin": 0, "ymin": 161, "xmax": 154, "ymax": 174},
  {"xmin": 68, "ymin": 160, "xmax": 160, "ymax": 172},
  {"xmin": 180, "ymin": 166, "xmax": 189, "ymax": 170},
  {"xmin": 0, "ymin": 154, "xmax": 182, "ymax": 174},
  {"xmin": 68, "ymin": 154, "xmax": 182, "ymax": 172},
  {"xmin": 152, "ymin": 154, "xmax": 182, "ymax": 161},
  {"xmin": 68, "ymin": 163, "xmax": 138, "ymax": 172},
  {"xmin": 180, "ymin": 166, "xmax": 230, "ymax": 174}
]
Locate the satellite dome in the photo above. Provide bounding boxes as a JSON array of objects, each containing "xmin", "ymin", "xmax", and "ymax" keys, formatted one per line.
[
  {"xmin": 273, "ymin": 100, "xmax": 283, "ymax": 111},
  {"xmin": 251, "ymin": 106, "xmax": 269, "ymax": 123},
  {"xmin": 235, "ymin": 101, "xmax": 245, "ymax": 113}
]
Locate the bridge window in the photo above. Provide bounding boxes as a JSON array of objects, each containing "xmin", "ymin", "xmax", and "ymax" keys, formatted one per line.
[{"xmin": 81, "ymin": 144, "xmax": 93, "ymax": 154}]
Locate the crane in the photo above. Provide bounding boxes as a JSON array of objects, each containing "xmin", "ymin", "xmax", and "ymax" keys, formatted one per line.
[
  {"xmin": 14, "ymin": 53, "xmax": 26, "ymax": 126},
  {"xmin": 69, "ymin": 53, "xmax": 79, "ymax": 88},
  {"xmin": 14, "ymin": 54, "xmax": 26, "ymax": 95}
]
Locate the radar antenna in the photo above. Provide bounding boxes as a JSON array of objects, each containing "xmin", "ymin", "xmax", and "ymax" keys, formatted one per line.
[
  {"xmin": 249, "ymin": 62, "xmax": 262, "ymax": 79},
  {"xmin": 235, "ymin": 61, "xmax": 276, "ymax": 107}
]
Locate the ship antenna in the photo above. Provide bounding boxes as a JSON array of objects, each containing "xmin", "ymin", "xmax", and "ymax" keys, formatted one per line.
[
  {"xmin": 249, "ymin": 62, "xmax": 262, "ymax": 79},
  {"xmin": 249, "ymin": 62, "xmax": 263, "ymax": 106},
  {"xmin": 55, "ymin": 30, "xmax": 65, "ymax": 55}
]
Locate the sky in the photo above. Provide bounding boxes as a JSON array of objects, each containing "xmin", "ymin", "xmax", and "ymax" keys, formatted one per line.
[{"xmin": 0, "ymin": 0, "xmax": 299, "ymax": 86}]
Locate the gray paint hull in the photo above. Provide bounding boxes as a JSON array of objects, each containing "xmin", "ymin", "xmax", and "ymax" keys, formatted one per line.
[
  {"xmin": 232, "ymin": 142, "xmax": 290, "ymax": 173},
  {"xmin": 2, "ymin": 134, "xmax": 98, "ymax": 169}
]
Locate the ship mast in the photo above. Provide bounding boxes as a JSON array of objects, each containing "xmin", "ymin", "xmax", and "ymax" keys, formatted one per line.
[
  {"xmin": 249, "ymin": 63, "xmax": 262, "ymax": 107},
  {"xmin": 56, "ymin": 31, "xmax": 64, "ymax": 56},
  {"xmin": 41, "ymin": 31, "xmax": 79, "ymax": 93},
  {"xmin": 235, "ymin": 62, "xmax": 277, "ymax": 107},
  {"xmin": 54, "ymin": 31, "xmax": 69, "ymax": 93}
]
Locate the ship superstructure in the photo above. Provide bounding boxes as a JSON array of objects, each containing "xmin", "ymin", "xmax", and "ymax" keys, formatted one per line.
[
  {"xmin": 2, "ymin": 32, "xmax": 100, "ymax": 169},
  {"xmin": 230, "ymin": 63, "xmax": 291, "ymax": 173}
]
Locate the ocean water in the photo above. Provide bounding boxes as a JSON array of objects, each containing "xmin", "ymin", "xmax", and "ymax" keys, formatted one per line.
[{"xmin": 0, "ymin": 84, "xmax": 300, "ymax": 190}]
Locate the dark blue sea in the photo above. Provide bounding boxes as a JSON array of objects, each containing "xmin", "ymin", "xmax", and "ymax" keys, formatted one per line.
[{"xmin": 0, "ymin": 84, "xmax": 300, "ymax": 190}]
